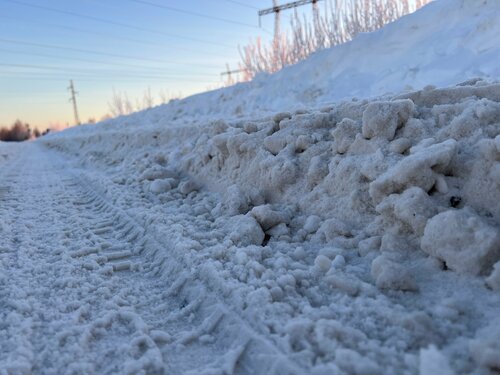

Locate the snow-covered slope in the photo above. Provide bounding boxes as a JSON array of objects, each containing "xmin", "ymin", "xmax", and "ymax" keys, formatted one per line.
[{"xmin": 64, "ymin": 0, "xmax": 500, "ymax": 133}]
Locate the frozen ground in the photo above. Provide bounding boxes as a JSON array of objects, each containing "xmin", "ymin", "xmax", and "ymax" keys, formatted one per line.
[{"xmin": 1, "ymin": 0, "xmax": 500, "ymax": 374}]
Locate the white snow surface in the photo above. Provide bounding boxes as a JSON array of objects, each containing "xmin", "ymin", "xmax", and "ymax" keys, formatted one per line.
[{"xmin": 2, "ymin": 0, "xmax": 500, "ymax": 374}]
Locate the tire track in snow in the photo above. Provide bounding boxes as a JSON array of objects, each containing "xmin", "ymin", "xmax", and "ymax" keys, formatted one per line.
[
  {"xmin": 0, "ymin": 143, "xmax": 302, "ymax": 374},
  {"xmin": 61, "ymin": 147, "xmax": 307, "ymax": 374}
]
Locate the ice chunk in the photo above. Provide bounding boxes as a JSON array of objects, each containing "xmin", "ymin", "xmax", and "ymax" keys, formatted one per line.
[{"xmin": 421, "ymin": 208, "xmax": 500, "ymax": 275}]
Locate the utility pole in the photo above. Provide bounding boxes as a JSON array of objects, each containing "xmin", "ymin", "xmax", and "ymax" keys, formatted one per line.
[{"xmin": 68, "ymin": 80, "xmax": 81, "ymax": 125}]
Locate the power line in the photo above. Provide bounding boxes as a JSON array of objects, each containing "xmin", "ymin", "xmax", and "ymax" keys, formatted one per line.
[
  {"xmin": 0, "ymin": 14, "xmax": 226, "ymax": 58},
  {"xmin": 0, "ymin": 49, "xmax": 222, "ymax": 74},
  {"xmin": 1, "ymin": 0, "xmax": 233, "ymax": 48},
  {"xmin": 224, "ymin": 0, "xmax": 260, "ymax": 10},
  {"xmin": 0, "ymin": 64, "xmax": 218, "ymax": 81},
  {"xmin": 126, "ymin": 0, "xmax": 259, "ymax": 29},
  {"xmin": 0, "ymin": 38, "xmax": 224, "ymax": 69},
  {"xmin": 0, "ymin": 75, "xmax": 219, "ymax": 84}
]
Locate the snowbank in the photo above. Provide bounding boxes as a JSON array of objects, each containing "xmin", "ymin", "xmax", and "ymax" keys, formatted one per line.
[{"xmin": 43, "ymin": 79, "xmax": 500, "ymax": 374}]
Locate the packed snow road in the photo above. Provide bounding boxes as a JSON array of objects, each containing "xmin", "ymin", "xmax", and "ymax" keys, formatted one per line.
[{"xmin": 0, "ymin": 144, "xmax": 295, "ymax": 374}]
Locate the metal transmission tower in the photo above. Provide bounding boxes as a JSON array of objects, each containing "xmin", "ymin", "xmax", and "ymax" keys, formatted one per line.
[
  {"xmin": 258, "ymin": 0, "xmax": 322, "ymax": 69},
  {"xmin": 258, "ymin": 0, "xmax": 323, "ymax": 26},
  {"xmin": 68, "ymin": 80, "xmax": 81, "ymax": 125}
]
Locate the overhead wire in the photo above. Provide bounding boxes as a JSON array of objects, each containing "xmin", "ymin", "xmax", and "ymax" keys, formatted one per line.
[
  {"xmin": 0, "ymin": 14, "xmax": 227, "ymax": 57},
  {"xmin": 126, "ymin": 0, "xmax": 260, "ymax": 29},
  {"xmin": 0, "ymin": 63, "xmax": 219, "ymax": 80},
  {"xmin": 0, "ymin": 48, "xmax": 224, "ymax": 73},
  {"xmin": 0, "ymin": 38, "xmax": 226, "ymax": 69},
  {"xmin": 223, "ymin": 0, "xmax": 260, "ymax": 10},
  {"xmin": 0, "ymin": 75, "xmax": 219, "ymax": 84},
  {"xmin": 1, "ymin": 0, "xmax": 234, "ymax": 48}
]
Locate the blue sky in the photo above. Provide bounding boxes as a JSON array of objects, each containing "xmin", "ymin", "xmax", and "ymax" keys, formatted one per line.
[{"xmin": 0, "ymin": 0, "xmax": 301, "ymax": 129}]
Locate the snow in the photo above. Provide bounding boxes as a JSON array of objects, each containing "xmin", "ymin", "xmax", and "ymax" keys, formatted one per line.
[
  {"xmin": 421, "ymin": 208, "xmax": 500, "ymax": 275},
  {"xmin": 37, "ymin": 76, "xmax": 500, "ymax": 373},
  {"xmin": 49, "ymin": 0, "xmax": 500, "ymax": 133},
  {"xmin": 2, "ymin": 0, "xmax": 500, "ymax": 373}
]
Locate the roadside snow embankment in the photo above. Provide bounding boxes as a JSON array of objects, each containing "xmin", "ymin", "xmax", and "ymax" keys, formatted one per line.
[{"xmin": 44, "ymin": 80, "xmax": 500, "ymax": 374}]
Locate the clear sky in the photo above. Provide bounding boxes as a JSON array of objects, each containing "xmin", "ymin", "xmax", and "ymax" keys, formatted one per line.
[{"xmin": 0, "ymin": 0, "xmax": 293, "ymax": 129}]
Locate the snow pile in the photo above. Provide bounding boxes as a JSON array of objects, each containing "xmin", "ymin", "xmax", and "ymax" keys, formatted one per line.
[{"xmin": 43, "ymin": 79, "xmax": 500, "ymax": 373}]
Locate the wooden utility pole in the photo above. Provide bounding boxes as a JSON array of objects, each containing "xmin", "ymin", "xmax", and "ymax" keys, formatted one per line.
[{"xmin": 68, "ymin": 80, "xmax": 81, "ymax": 125}]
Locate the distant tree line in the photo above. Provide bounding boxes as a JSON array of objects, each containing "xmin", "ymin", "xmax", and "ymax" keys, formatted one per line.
[{"xmin": 0, "ymin": 120, "xmax": 50, "ymax": 142}]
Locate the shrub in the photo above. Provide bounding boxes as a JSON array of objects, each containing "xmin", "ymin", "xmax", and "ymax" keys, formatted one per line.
[{"xmin": 237, "ymin": 0, "xmax": 430, "ymax": 81}]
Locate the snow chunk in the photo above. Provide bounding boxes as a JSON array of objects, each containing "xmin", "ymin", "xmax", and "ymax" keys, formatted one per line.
[
  {"xmin": 304, "ymin": 215, "xmax": 321, "ymax": 234},
  {"xmin": 314, "ymin": 255, "xmax": 331, "ymax": 272},
  {"xmin": 370, "ymin": 139, "xmax": 457, "ymax": 204},
  {"xmin": 419, "ymin": 345, "xmax": 454, "ymax": 375},
  {"xmin": 389, "ymin": 137, "xmax": 412, "ymax": 154},
  {"xmin": 470, "ymin": 319, "xmax": 500, "ymax": 371},
  {"xmin": 421, "ymin": 208, "xmax": 500, "ymax": 275},
  {"xmin": 332, "ymin": 118, "xmax": 361, "ymax": 154},
  {"xmin": 331, "ymin": 254, "xmax": 346, "ymax": 269},
  {"xmin": 228, "ymin": 215, "xmax": 265, "ymax": 247},
  {"xmin": 178, "ymin": 179, "xmax": 198, "ymax": 195},
  {"xmin": 371, "ymin": 254, "xmax": 418, "ymax": 291},
  {"xmin": 362, "ymin": 99, "xmax": 414, "ymax": 140},
  {"xmin": 250, "ymin": 204, "xmax": 289, "ymax": 231},
  {"xmin": 315, "ymin": 218, "xmax": 353, "ymax": 242},
  {"xmin": 224, "ymin": 185, "xmax": 251, "ymax": 215},
  {"xmin": 149, "ymin": 178, "xmax": 176, "ymax": 194},
  {"xmin": 139, "ymin": 166, "xmax": 177, "ymax": 181},
  {"xmin": 486, "ymin": 261, "xmax": 500, "ymax": 291},
  {"xmin": 376, "ymin": 187, "xmax": 437, "ymax": 235},
  {"xmin": 335, "ymin": 348, "xmax": 381, "ymax": 375}
]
